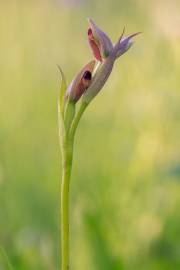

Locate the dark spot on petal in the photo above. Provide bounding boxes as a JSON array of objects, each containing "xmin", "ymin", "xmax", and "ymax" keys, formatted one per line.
[{"xmin": 83, "ymin": 71, "xmax": 92, "ymax": 80}]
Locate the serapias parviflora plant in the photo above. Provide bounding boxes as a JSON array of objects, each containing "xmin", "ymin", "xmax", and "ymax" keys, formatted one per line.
[{"xmin": 58, "ymin": 18, "xmax": 140, "ymax": 270}]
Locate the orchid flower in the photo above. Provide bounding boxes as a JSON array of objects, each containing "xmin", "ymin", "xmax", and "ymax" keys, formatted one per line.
[
  {"xmin": 65, "ymin": 18, "xmax": 140, "ymax": 105},
  {"xmin": 58, "ymin": 18, "xmax": 140, "ymax": 270}
]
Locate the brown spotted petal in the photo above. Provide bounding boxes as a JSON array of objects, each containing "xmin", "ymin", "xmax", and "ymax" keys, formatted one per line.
[
  {"xmin": 88, "ymin": 18, "xmax": 113, "ymax": 61},
  {"xmin": 66, "ymin": 60, "xmax": 95, "ymax": 103}
]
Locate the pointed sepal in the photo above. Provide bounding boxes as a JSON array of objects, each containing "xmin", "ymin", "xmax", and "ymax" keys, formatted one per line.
[{"xmin": 114, "ymin": 32, "xmax": 141, "ymax": 58}]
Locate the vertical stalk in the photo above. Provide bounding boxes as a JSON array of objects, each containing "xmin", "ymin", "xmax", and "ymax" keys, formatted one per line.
[
  {"xmin": 59, "ymin": 101, "xmax": 88, "ymax": 270},
  {"xmin": 61, "ymin": 134, "xmax": 74, "ymax": 270}
]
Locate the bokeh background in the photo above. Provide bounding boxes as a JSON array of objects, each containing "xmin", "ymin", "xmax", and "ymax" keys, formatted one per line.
[{"xmin": 0, "ymin": 0, "xmax": 180, "ymax": 269}]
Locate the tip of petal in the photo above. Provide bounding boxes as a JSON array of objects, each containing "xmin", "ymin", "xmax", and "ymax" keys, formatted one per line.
[
  {"xmin": 128, "ymin": 31, "xmax": 142, "ymax": 39},
  {"xmin": 87, "ymin": 17, "xmax": 92, "ymax": 26},
  {"xmin": 87, "ymin": 17, "xmax": 98, "ymax": 30},
  {"xmin": 86, "ymin": 60, "xmax": 96, "ymax": 72},
  {"xmin": 87, "ymin": 17, "xmax": 93, "ymax": 24},
  {"xmin": 116, "ymin": 27, "xmax": 126, "ymax": 45}
]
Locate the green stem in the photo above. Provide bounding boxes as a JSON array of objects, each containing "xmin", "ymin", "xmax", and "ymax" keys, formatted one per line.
[
  {"xmin": 70, "ymin": 102, "xmax": 88, "ymax": 139},
  {"xmin": 59, "ymin": 101, "xmax": 88, "ymax": 270},
  {"xmin": 61, "ymin": 134, "xmax": 74, "ymax": 270}
]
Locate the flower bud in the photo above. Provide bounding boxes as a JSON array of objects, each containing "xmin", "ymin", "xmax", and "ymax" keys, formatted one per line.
[
  {"xmin": 66, "ymin": 60, "xmax": 95, "ymax": 103},
  {"xmin": 87, "ymin": 18, "xmax": 113, "ymax": 62}
]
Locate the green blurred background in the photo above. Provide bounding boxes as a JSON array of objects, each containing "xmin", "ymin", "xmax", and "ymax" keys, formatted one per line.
[{"xmin": 0, "ymin": 0, "xmax": 180, "ymax": 269}]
